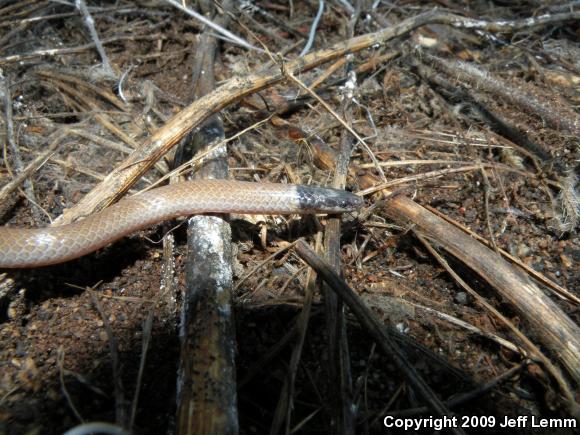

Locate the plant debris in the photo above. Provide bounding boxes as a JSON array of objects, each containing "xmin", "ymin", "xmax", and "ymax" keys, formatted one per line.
[{"xmin": 0, "ymin": 1, "xmax": 578, "ymax": 434}]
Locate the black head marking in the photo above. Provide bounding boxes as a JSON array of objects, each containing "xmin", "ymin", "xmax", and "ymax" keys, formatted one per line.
[{"xmin": 296, "ymin": 185, "xmax": 363, "ymax": 213}]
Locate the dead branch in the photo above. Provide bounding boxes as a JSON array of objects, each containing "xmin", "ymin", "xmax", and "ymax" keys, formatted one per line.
[{"xmin": 175, "ymin": 2, "xmax": 238, "ymax": 434}]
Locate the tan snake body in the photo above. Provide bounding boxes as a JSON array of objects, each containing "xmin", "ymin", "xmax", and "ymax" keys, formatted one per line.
[{"xmin": 0, "ymin": 180, "xmax": 362, "ymax": 268}]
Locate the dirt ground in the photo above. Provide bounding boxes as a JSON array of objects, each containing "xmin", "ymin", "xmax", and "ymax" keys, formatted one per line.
[{"xmin": 0, "ymin": 1, "xmax": 578, "ymax": 434}]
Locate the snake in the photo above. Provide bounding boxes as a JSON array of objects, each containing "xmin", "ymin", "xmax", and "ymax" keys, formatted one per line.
[{"xmin": 0, "ymin": 180, "xmax": 362, "ymax": 268}]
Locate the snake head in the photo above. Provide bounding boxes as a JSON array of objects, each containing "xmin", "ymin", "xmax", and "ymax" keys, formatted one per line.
[{"xmin": 295, "ymin": 185, "xmax": 363, "ymax": 214}]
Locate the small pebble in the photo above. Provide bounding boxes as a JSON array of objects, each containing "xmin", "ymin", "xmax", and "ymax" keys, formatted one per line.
[{"xmin": 454, "ymin": 292, "xmax": 469, "ymax": 305}]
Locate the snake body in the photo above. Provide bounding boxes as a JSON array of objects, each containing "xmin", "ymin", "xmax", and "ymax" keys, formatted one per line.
[{"xmin": 0, "ymin": 180, "xmax": 362, "ymax": 268}]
